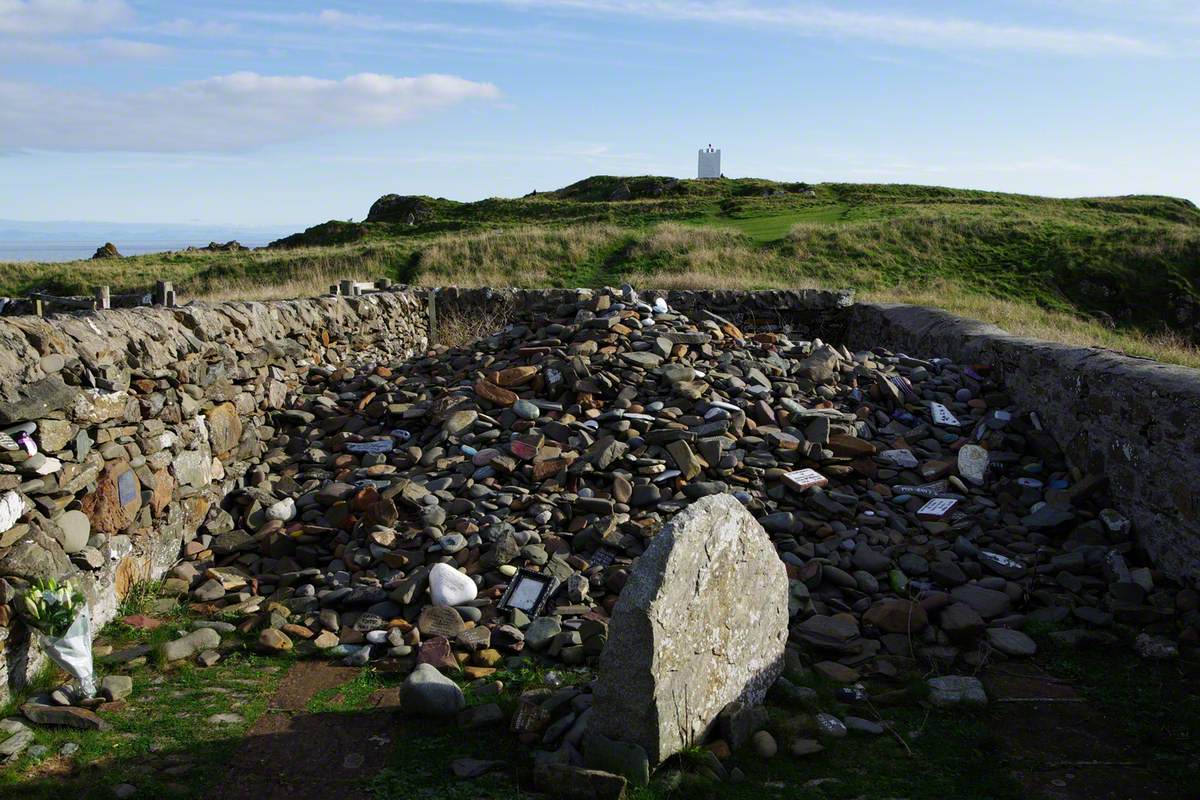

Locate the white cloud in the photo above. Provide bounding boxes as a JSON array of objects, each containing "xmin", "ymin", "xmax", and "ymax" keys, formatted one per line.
[
  {"xmin": 152, "ymin": 17, "xmax": 240, "ymax": 37},
  {"xmin": 92, "ymin": 36, "xmax": 170, "ymax": 59},
  {"xmin": 0, "ymin": 72, "xmax": 502, "ymax": 152},
  {"xmin": 456, "ymin": 0, "xmax": 1164, "ymax": 55},
  {"xmin": 0, "ymin": 0, "xmax": 167, "ymax": 62},
  {"xmin": 0, "ymin": 34, "xmax": 168, "ymax": 62},
  {"xmin": 0, "ymin": 37, "xmax": 76, "ymax": 59},
  {"xmin": 233, "ymin": 7, "xmax": 508, "ymax": 38},
  {"xmin": 0, "ymin": 0, "xmax": 130, "ymax": 35}
]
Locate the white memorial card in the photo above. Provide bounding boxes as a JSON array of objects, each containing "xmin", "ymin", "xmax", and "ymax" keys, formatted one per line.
[
  {"xmin": 783, "ymin": 468, "xmax": 828, "ymax": 491},
  {"xmin": 930, "ymin": 402, "xmax": 960, "ymax": 427},
  {"xmin": 917, "ymin": 498, "xmax": 958, "ymax": 519}
]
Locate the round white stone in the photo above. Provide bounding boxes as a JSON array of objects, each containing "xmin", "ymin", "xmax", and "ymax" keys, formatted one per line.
[
  {"xmin": 958, "ymin": 444, "xmax": 989, "ymax": 485},
  {"xmin": 56, "ymin": 510, "xmax": 91, "ymax": 554},
  {"xmin": 428, "ymin": 562, "xmax": 477, "ymax": 606},
  {"xmin": 266, "ymin": 498, "xmax": 296, "ymax": 522}
]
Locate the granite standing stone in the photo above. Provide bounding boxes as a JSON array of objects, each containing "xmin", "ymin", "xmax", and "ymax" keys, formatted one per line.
[{"xmin": 591, "ymin": 494, "xmax": 788, "ymax": 764}]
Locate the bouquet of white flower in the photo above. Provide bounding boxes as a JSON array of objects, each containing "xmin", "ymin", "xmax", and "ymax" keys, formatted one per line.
[{"xmin": 20, "ymin": 578, "xmax": 96, "ymax": 697}]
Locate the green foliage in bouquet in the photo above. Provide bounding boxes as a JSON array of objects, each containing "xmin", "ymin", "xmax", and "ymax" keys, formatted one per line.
[{"xmin": 20, "ymin": 577, "xmax": 85, "ymax": 637}]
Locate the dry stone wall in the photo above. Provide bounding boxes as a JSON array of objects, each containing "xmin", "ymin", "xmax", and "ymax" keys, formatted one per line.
[
  {"xmin": 0, "ymin": 291, "xmax": 428, "ymax": 700},
  {"xmin": 838, "ymin": 303, "xmax": 1200, "ymax": 583},
  {"xmin": 0, "ymin": 283, "xmax": 1197, "ymax": 701}
]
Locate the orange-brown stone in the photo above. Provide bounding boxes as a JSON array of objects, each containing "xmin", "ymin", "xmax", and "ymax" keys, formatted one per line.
[
  {"xmin": 206, "ymin": 402, "xmax": 242, "ymax": 459},
  {"xmin": 493, "ymin": 366, "xmax": 538, "ymax": 387},
  {"xmin": 149, "ymin": 467, "xmax": 174, "ymax": 518},
  {"xmin": 475, "ymin": 379, "xmax": 517, "ymax": 406},
  {"xmin": 80, "ymin": 461, "xmax": 141, "ymax": 535}
]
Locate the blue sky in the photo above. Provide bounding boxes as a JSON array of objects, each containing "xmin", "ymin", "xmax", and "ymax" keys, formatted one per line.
[{"xmin": 0, "ymin": 0, "xmax": 1196, "ymax": 226}]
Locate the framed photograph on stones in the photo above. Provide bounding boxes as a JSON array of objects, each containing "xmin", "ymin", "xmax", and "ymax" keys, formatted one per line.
[{"xmin": 498, "ymin": 569, "xmax": 559, "ymax": 617}]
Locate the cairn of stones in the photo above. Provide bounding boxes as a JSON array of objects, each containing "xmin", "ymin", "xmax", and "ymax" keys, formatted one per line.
[{"xmin": 0, "ymin": 284, "xmax": 1195, "ymax": 789}]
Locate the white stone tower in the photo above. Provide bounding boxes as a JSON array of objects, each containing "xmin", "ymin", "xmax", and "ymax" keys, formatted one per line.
[{"xmin": 698, "ymin": 144, "xmax": 721, "ymax": 179}]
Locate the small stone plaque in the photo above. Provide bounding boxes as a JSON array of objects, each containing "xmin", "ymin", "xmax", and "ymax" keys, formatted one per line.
[
  {"xmin": 929, "ymin": 402, "xmax": 960, "ymax": 427},
  {"xmin": 589, "ymin": 548, "xmax": 616, "ymax": 569},
  {"xmin": 417, "ymin": 605, "xmax": 466, "ymax": 639},
  {"xmin": 782, "ymin": 468, "xmax": 828, "ymax": 492},
  {"xmin": 498, "ymin": 569, "xmax": 559, "ymax": 617},
  {"xmin": 456, "ymin": 626, "xmax": 491, "ymax": 651},
  {"xmin": 916, "ymin": 498, "xmax": 958, "ymax": 519},
  {"xmin": 895, "ymin": 480, "xmax": 948, "ymax": 498},
  {"xmin": 117, "ymin": 470, "xmax": 137, "ymax": 506},
  {"xmin": 345, "ymin": 439, "xmax": 393, "ymax": 454},
  {"xmin": 879, "ymin": 449, "xmax": 919, "ymax": 468}
]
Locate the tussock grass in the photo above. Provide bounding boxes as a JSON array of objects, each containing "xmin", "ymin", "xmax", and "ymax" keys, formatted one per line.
[
  {"xmin": 414, "ymin": 224, "xmax": 625, "ymax": 288},
  {"xmin": 4, "ymin": 179, "xmax": 1198, "ymax": 367},
  {"xmin": 435, "ymin": 293, "xmax": 519, "ymax": 347},
  {"xmin": 865, "ymin": 281, "xmax": 1200, "ymax": 369}
]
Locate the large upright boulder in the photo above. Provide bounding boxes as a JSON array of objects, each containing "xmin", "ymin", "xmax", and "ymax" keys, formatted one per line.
[{"xmin": 591, "ymin": 494, "xmax": 788, "ymax": 764}]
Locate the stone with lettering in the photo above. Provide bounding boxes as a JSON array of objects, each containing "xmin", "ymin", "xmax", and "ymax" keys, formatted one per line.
[
  {"xmin": 957, "ymin": 444, "xmax": 989, "ymax": 485},
  {"xmin": 929, "ymin": 402, "xmax": 960, "ymax": 427},
  {"xmin": 345, "ymin": 439, "xmax": 395, "ymax": 454},
  {"xmin": 916, "ymin": 498, "xmax": 957, "ymax": 520},
  {"xmin": 782, "ymin": 468, "xmax": 828, "ymax": 492},
  {"xmin": 879, "ymin": 449, "xmax": 919, "ymax": 468},
  {"xmin": 80, "ymin": 461, "xmax": 141, "ymax": 535}
]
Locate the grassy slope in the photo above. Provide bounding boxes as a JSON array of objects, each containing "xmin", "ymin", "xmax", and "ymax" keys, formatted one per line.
[{"xmin": 3, "ymin": 177, "xmax": 1198, "ymax": 365}]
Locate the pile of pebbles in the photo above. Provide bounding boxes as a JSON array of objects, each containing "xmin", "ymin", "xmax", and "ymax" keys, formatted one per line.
[{"xmin": 163, "ymin": 286, "xmax": 1193, "ymax": 735}]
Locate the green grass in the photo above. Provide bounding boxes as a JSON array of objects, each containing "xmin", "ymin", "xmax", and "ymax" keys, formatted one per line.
[
  {"xmin": 1035, "ymin": 635, "xmax": 1200, "ymax": 789},
  {"xmin": 305, "ymin": 667, "xmax": 399, "ymax": 714},
  {"xmin": 4, "ymin": 597, "xmax": 1194, "ymax": 800},
  {"xmin": 363, "ymin": 698, "xmax": 1022, "ymax": 800},
  {"xmin": 703, "ymin": 203, "xmax": 856, "ymax": 243},
  {"xmin": 4, "ymin": 176, "xmax": 1200, "ymax": 366},
  {"xmin": 367, "ymin": 720, "xmax": 525, "ymax": 800},
  {"xmin": 0, "ymin": 585, "xmax": 290, "ymax": 800},
  {"xmin": 642, "ymin": 707, "xmax": 1023, "ymax": 800},
  {"xmin": 0, "ymin": 650, "xmax": 285, "ymax": 800}
]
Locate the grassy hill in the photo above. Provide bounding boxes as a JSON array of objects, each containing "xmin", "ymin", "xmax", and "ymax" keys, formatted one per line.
[{"xmin": 3, "ymin": 176, "xmax": 1199, "ymax": 366}]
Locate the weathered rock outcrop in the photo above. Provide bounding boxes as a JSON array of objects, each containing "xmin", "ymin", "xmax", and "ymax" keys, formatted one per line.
[{"xmin": 366, "ymin": 194, "xmax": 436, "ymax": 225}]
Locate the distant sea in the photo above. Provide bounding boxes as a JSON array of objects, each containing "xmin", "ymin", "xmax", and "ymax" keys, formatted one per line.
[{"xmin": 0, "ymin": 238, "xmax": 279, "ymax": 263}]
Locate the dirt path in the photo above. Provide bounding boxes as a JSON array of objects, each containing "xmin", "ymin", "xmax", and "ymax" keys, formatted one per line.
[
  {"xmin": 982, "ymin": 661, "xmax": 1182, "ymax": 800},
  {"xmin": 214, "ymin": 662, "xmax": 401, "ymax": 800}
]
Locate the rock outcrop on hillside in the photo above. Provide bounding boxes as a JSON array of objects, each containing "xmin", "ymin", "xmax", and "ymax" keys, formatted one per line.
[{"xmin": 366, "ymin": 195, "xmax": 436, "ymax": 225}]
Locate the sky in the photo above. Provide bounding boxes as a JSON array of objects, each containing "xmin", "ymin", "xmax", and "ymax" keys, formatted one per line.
[{"xmin": 0, "ymin": 0, "xmax": 1196, "ymax": 226}]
